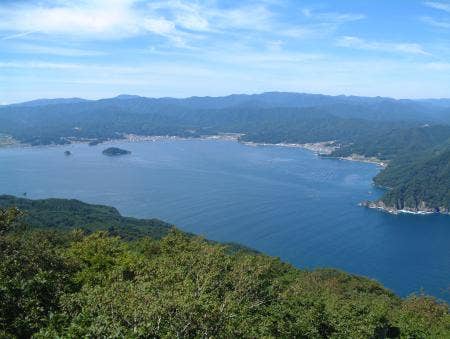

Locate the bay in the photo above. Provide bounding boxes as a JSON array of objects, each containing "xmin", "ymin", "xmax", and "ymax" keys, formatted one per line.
[{"xmin": 0, "ymin": 139, "xmax": 449, "ymax": 301}]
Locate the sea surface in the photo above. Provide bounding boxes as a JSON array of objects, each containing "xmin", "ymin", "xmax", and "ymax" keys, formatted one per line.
[{"xmin": 1, "ymin": 139, "xmax": 449, "ymax": 301}]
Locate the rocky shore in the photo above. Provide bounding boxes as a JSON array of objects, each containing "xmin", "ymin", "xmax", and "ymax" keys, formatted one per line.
[
  {"xmin": 360, "ymin": 200, "xmax": 449, "ymax": 215},
  {"xmin": 239, "ymin": 140, "xmax": 338, "ymax": 154},
  {"xmin": 123, "ymin": 133, "xmax": 242, "ymax": 143},
  {"xmin": 0, "ymin": 134, "xmax": 17, "ymax": 147},
  {"xmin": 336, "ymin": 154, "xmax": 387, "ymax": 168}
]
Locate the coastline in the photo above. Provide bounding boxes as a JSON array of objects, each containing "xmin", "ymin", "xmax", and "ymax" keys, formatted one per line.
[
  {"xmin": 240, "ymin": 140, "xmax": 388, "ymax": 167},
  {"xmin": 239, "ymin": 140, "xmax": 337, "ymax": 154},
  {"xmin": 13, "ymin": 135, "xmax": 389, "ymax": 169},
  {"xmin": 360, "ymin": 200, "xmax": 449, "ymax": 216},
  {"xmin": 239, "ymin": 140, "xmax": 446, "ymax": 217},
  {"xmin": 0, "ymin": 134, "xmax": 18, "ymax": 148},
  {"xmin": 2, "ymin": 133, "xmax": 386, "ymax": 169},
  {"xmin": 334, "ymin": 155, "xmax": 387, "ymax": 168},
  {"xmin": 2, "ymin": 133, "xmax": 243, "ymax": 149},
  {"xmin": 122, "ymin": 133, "xmax": 243, "ymax": 143},
  {"xmin": 2, "ymin": 133, "xmax": 447, "ymax": 217}
]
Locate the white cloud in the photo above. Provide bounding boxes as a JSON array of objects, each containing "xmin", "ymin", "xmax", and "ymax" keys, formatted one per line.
[
  {"xmin": 0, "ymin": 0, "xmax": 278, "ymax": 49},
  {"xmin": 11, "ymin": 43, "xmax": 105, "ymax": 57},
  {"xmin": 147, "ymin": 1, "xmax": 274, "ymax": 33},
  {"xmin": 0, "ymin": 0, "xmax": 200, "ymax": 46},
  {"xmin": 0, "ymin": 0, "xmax": 365, "ymax": 47},
  {"xmin": 1, "ymin": 31, "xmax": 37, "ymax": 41},
  {"xmin": 336, "ymin": 36, "xmax": 431, "ymax": 56},
  {"xmin": 424, "ymin": 1, "xmax": 450, "ymax": 13},
  {"xmin": 303, "ymin": 10, "xmax": 365, "ymax": 23},
  {"xmin": 4, "ymin": 57, "xmax": 450, "ymax": 102},
  {"xmin": 421, "ymin": 16, "xmax": 450, "ymax": 28},
  {"xmin": 425, "ymin": 62, "xmax": 450, "ymax": 70},
  {"xmin": 282, "ymin": 8, "xmax": 365, "ymax": 39},
  {"xmin": 0, "ymin": 61, "xmax": 84, "ymax": 70}
]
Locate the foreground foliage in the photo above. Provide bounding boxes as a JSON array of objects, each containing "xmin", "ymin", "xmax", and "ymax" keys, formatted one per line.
[{"xmin": 0, "ymin": 208, "xmax": 449, "ymax": 338}]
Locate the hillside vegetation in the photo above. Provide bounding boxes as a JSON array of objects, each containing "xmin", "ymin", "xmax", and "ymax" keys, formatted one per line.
[
  {"xmin": 0, "ymin": 92, "xmax": 443, "ymax": 146},
  {"xmin": 0, "ymin": 195, "xmax": 171, "ymax": 240},
  {"xmin": 374, "ymin": 145, "xmax": 450, "ymax": 212},
  {"xmin": 0, "ymin": 195, "xmax": 254, "ymax": 253},
  {"xmin": 0, "ymin": 205, "xmax": 449, "ymax": 338}
]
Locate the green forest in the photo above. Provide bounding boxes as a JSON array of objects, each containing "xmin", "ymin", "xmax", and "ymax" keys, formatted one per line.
[
  {"xmin": 0, "ymin": 199, "xmax": 449, "ymax": 338},
  {"xmin": 0, "ymin": 195, "xmax": 252, "ymax": 253},
  {"xmin": 374, "ymin": 145, "xmax": 450, "ymax": 211}
]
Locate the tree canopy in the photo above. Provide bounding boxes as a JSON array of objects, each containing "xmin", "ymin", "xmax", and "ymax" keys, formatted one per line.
[{"xmin": 0, "ymin": 206, "xmax": 449, "ymax": 338}]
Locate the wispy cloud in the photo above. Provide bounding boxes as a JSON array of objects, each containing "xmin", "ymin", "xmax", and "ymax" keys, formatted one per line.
[
  {"xmin": 425, "ymin": 62, "xmax": 450, "ymax": 70},
  {"xmin": 301, "ymin": 8, "xmax": 365, "ymax": 23},
  {"xmin": 147, "ymin": 1, "xmax": 275, "ymax": 33},
  {"xmin": 421, "ymin": 16, "xmax": 450, "ymax": 28},
  {"xmin": 285, "ymin": 7, "xmax": 365, "ymax": 38},
  {"xmin": 422, "ymin": 1, "xmax": 450, "ymax": 30},
  {"xmin": 0, "ymin": 0, "xmax": 365, "ymax": 47},
  {"xmin": 423, "ymin": 1, "xmax": 450, "ymax": 13},
  {"xmin": 0, "ymin": 0, "xmax": 272, "ymax": 43},
  {"xmin": 336, "ymin": 36, "xmax": 431, "ymax": 56},
  {"xmin": 1, "ymin": 31, "xmax": 38, "ymax": 40},
  {"xmin": 0, "ymin": 61, "xmax": 84, "ymax": 70},
  {"xmin": 0, "ymin": 0, "xmax": 192, "ymax": 44},
  {"xmin": 3, "ymin": 1, "xmax": 449, "ymax": 102},
  {"xmin": 11, "ymin": 43, "xmax": 105, "ymax": 57}
]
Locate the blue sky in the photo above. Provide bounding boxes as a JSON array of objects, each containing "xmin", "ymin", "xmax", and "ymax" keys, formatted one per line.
[{"xmin": 1, "ymin": 0, "xmax": 450, "ymax": 103}]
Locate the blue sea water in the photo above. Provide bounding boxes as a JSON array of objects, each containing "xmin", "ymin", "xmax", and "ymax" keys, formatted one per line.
[{"xmin": 0, "ymin": 139, "xmax": 449, "ymax": 301}]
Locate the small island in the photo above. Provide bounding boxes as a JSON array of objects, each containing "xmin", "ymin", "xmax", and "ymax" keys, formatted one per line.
[
  {"xmin": 64, "ymin": 151, "xmax": 72, "ymax": 156},
  {"xmin": 102, "ymin": 147, "xmax": 131, "ymax": 156}
]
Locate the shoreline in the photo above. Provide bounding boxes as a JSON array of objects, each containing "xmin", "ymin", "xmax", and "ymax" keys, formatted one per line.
[
  {"xmin": 239, "ymin": 140, "xmax": 337, "ymax": 154},
  {"xmin": 360, "ymin": 201, "xmax": 449, "ymax": 216},
  {"xmin": 2, "ymin": 134, "xmax": 447, "ymax": 217},
  {"xmin": 122, "ymin": 133, "xmax": 243, "ymax": 143},
  {"xmin": 1, "ymin": 133, "xmax": 243, "ymax": 149},
  {"xmin": 333, "ymin": 155, "xmax": 387, "ymax": 168},
  {"xmin": 0, "ymin": 134, "xmax": 19, "ymax": 148},
  {"xmin": 4, "ymin": 134, "xmax": 387, "ymax": 168},
  {"xmin": 240, "ymin": 140, "xmax": 387, "ymax": 167}
]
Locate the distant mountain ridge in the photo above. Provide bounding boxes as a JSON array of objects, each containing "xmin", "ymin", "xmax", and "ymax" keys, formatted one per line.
[
  {"xmin": 6, "ymin": 91, "xmax": 450, "ymax": 121},
  {"xmin": 10, "ymin": 97, "xmax": 90, "ymax": 107}
]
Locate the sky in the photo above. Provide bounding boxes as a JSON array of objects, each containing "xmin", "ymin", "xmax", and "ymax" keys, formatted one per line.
[{"xmin": 1, "ymin": 0, "xmax": 450, "ymax": 103}]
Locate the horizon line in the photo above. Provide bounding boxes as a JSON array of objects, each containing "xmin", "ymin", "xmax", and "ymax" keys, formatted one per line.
[{"xmin": 3, "ymin": 91, "xmax": 450, "ymax": 106}]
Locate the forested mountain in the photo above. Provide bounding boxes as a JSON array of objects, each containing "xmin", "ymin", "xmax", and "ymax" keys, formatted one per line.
[
  {"xmin": 373, "ymin": 145, "xmax": 450, "ymax": 212},
  {"xmin": 0, "ymin": 203, "xmax": 449, "ymax": 338},
  {"xmin": 4, "ymin": 92, "xmax": 449, "ymax": 122},
  {"xmin": 1, "ymin": 92, "xmax": 450, "ymax": 213},
  {"xmin": 0, "ymin": 195, "xmax": 171, "ymax": 240},
  {"xmin": 9, "ymin": 97, "xmax": 89, "ymax": 107},
  {"xmin": 418, "ymin": 98, "xmax": 450, "ymax": 108},
  {"xmin": 0, "ymin": 95, "xmax": 439, "ymax": 146},
  {"xmin": 330, "ymin": 124, "xmax": 450, "ymax": 160},
  {"xmin": 0, "ymin": 195, "xmax": 253, "ymax": 253}
]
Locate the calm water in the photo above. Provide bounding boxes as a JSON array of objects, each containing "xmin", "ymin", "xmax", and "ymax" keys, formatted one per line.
[{"xmin": 1, "ymin": 139, "xmax": 449, "ymax": 301}]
